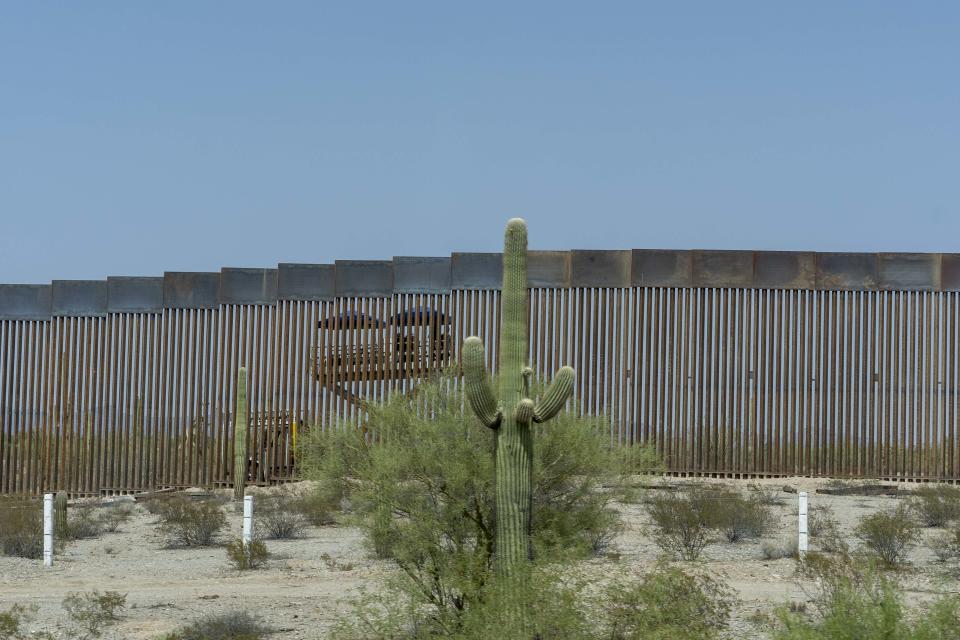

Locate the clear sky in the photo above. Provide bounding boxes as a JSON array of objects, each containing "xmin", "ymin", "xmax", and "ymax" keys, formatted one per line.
[{"xmin": 1, "ymin": 3, "xmax": 958, "ymax": 284}]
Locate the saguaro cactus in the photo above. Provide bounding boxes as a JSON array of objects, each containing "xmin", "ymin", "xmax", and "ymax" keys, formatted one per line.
[
  {"xmin": 54, "ymin": 491, "xmax": 69, "ymax": 541},
  {"xmin": 463, "ymin": 218, "xmax": 575, "ymax": 578},
  {"xmin": 233, "ymin": 367, "xmax": 248, "ymax": 502}
]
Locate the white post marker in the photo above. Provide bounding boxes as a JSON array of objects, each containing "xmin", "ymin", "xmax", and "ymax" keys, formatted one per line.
[
  {"xmin": 43, "ymin": 493, "xmax": 53, "ymax": 567},
  {"xmin": 798, "ymin": 491, "xmax": 808, "ymax": 557},
  {"xmin": 242, "ymin": 494, "xmax": 253, "ymax": 545}
]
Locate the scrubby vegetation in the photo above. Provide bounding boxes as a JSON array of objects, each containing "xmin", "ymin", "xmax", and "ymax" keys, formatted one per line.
[
  {"xmin": 62, "ymin": 590, "xmax": 126, "ymax": 639},
  {"xmin": 257, "ymin": 493, "xmax": 307, "ymax": 539},
  {"xmin": 645, "ymin": 485, "xmax": 775, "ymax": 559},
  {"xmin": 645, "ymin": 490, "xmax": 710, "ymax": 560},
  {"xmin": 64, "ymin": 503, "xmax": 104, "ymax": 541},
  {"xmin": 931, "ymin": 526, "xmax": 960, "ymax": 566},
  {"xmin": 0, "ymin": 603, "xmax": 39, "ymax": 640},
  {"xmin": 603, "ymin": 566, "xmax": 735, "ymax": 640},
  {"xmin": 299, "ymin": 376, "xmax": 660, "ymax": 636},
  {"xmin": 331, "ymin": 564, "xmax": 735, "ymax": 640},
  {"xmin": 772, "ymin": 552, "xmax": 960, "ymax": 639},
  {"xmin": 225, "ymin": 537, "xmax": 269, "ymax": 570},
  {"xmin": 0, "ymin": 499, "xmax": 43, "ymax": 559},
  {"xmin": 761, "ymin": 537, "xmax": 799, "ymax": 560},
  {"xmin": 155, "ymin": 496, "xmax": 227, "ymax": 547},
  {"xmin": 854, "ymin": 505, "xmax": 920, "ymax": 567},
  {"xmin": 808, "ymin": 504, "xmax": 849, "ymax": 554},
  {"xmin": 909, "ymin": 484, "xmax": 960, "ymax": 528},
  {"xmin": 291, "ymin": 489, "xmax": 337, "ymax": 526},
  {"xmin": 98, "ymin": 501, "xmax": 134, "ymax": 533},
  {"xmin": 162, "ymin": 611, "xmax": 271, "ymax": 640},
  {"xmin": 713, "ymin": 488, "xmax": 775, "ymax": 543}
]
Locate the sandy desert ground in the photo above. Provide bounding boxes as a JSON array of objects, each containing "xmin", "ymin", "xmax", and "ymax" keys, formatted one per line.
[{"xmin": 2, "ymin": 477, "xmax": 958, "ymax": 639}]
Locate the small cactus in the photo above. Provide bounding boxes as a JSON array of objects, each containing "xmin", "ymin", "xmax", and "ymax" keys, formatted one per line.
[
  {"xmin": 233, "ymin": 367, "xmax": 248, "ymax": 502},
  {"xmin": 54, "ymin": 491, "xmax": 69, "ymax": 541}
]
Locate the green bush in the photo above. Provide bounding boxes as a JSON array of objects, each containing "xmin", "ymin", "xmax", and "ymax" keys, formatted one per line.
[
  {"xmin": 162, "ymin": 611, "xmax": 271, "ymax": 640},
  {"xmin": 142, "ymin": 494, "xmax": 177, "ymax": 517},
  {"xmin": 62, "ymin": 590, "xmax": 126, "ymax": 639},
  {"xmin": 225, "ymin": 537, "xmax": 269, "ymax": 570},
  {"xmin": 711, "ymin": 488, "xmax": 774, "ymax": 543},
  {"xmin": 0, "ymin": 603, "xmax": 37, "ymax": 639},
  {"xmin": 772, "ymin": 553, "xmax": 960, "ymax": 639},
  {"xmin": 331, "ymin": 564, "xmax": 733, "ymax": 640},
  {"xmin": 156, "ymin": 496, "xmax": 227, "ymax": 547},
  {"xmin": 66, "ymin": 503, "xmax": 104, "ymax": 540},
  {"xmin": 257, "ymin": 493, "xmax": 307, "ymax": 539},
  {"xmin": 0, "ymin": 499, "xmax": 43, "ymax": 559},
  {"xmin": 761, "ymin": 538, "xmax": 799, "ymax": 560},
  {"xmin": 930, "ymin": 527, "xmax": 960, "ymax": 564},
  {"xmin": 603, "ymin": 566, "xmax": 735, "ymax": 640},
  {"xmin": 292, "ymin": 489, "xmax": 337, "ymax": 526},
  {"xmin": 98, "ymin": 502, "xmax": 134, "ymax": 533},
  {"xmin": 854, "ymin": 505, "xmax": 920, "ymax": 567},
  {"xmin": 749, "ymin": 484, "xmax": 787, "ymax": 506},
  {"xmin": 299, "ymin": 376, "xmax": 658, "ymax": 633},
  {"xmin": 909, "ymin": 484, "xmax": 960, "ymax": 528},
  {"xmin": 809, "ymin": 504, "xmax": 849, "ymax": 554},
  {"xmin": 645, "ymin": 490, "xmax": 710, "ymax": 560}
]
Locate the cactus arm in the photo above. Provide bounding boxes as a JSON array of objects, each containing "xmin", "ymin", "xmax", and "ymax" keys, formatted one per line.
[
  {"xmin": 463, "ymin": 336, "xmax": 501, "ymax": 429},
  {"xmin": 513, "ymin": 398, "xmax": 534, "ymax": 424},
  {"xmin": 533, "ymin": 366, "xmax": 575, "ymax": 423}
]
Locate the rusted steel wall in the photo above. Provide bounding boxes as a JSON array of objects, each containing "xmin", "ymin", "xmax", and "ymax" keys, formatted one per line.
[{"xmin": 2, "ymin": 250, "xmax": 959, "ymax": 495}]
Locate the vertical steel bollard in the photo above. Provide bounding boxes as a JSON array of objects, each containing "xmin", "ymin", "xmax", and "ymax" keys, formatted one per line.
[
  {"xmin": 43, "ymin": 493, "xmax": 53, "ymax": 567},
  {"xmin": 242, "ymin": 494, "xmax": 253, "ymax": 545},
  {"xmin": 798, "ymin": 491, "xmax": 808, "ymax": 557}
]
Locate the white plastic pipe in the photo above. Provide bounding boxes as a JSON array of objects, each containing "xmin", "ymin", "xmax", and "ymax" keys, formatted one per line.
[
  {"xmin": 242, "ymin": 494, "xmax": 253, "ymax": 545},
  {"xmin": 43, "ymin": 493, "xmax": 53, "ymax": 567},
  {"xmin": 798, "ymin": 491, "xmax": 808, "ymax": 557}
]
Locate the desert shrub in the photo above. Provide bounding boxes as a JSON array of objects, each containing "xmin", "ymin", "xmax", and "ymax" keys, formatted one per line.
[
  {"xmin": 930, "ymin": 527, "xmax": 960, "ymax": 563},
  {"xmin": 645, "ymin": 490, "xmax": 710, "ymax": 560},
  {"xmin": 225, "ymin": 538, "xmax": 269, "ymax": 570},
  {"xmin": 141, "ymin": 494, "xmax": 177, "ymax": 517},
  {"xmin": 749, "ymin": 484, "xmax": 787, "ymax": 506},
  {"xmin": 808, "ymin": 504, "xmax": 835, "ymax": 537},
  {"xmin": 772, "ymin": 553, "xmax": 960, "ymax": 639},
  {"xmin": 710, "ymin": 488, "xmax": 774, "ymax": 543},
  {"xmin": 854, "ymin": 505, "xmax": 920, "ymax": 567},
  {"xmin": 808, "ymin": 505, "xmax": 849, "ymax": 554},
  {"xmin": 761, "ymin": 537, "xmax": 800, "ymax": 560},
  {"xmin": 331, "ymin": 565, "xmax": 591, "ymax": 639},
  {"xmin": 300, "ymin": 376, "xmax": 658, "ymax": 632},
  {"xmin": 65, "ymin": 503, "xmax": 104, "ymax": 540},
  {"xmin": 292, "ymin": 489, "xmax": 337, "ymax": 526},
  {"xmin": 0, "ymin": 499, "xmax": 43, "ymax": 559},
  {"xmin": 603, "ymin": 566, "xmax": 735, "ymax": 640},
  {"xmin": 62, "ymin": 590, "xmax": 126, "ymax": 639},
  {"xmin": 331, "ymin": 564, "xmax": 733, "ymax": 640},
  {"xmin": 162, "ymin": 611, "xmax": 271, "ymax": 640},
  {"xmin": 257, "ymin": 493, "xmax": 307, "ymax": 539},
  {"xmin": 909, "ymin": 484, "xmax": 960, "ymax": 528},
  {"xmin": 156, "ymin": 496, "xmax": 227, "ymax": 547},
  {"xmin": 0, "ymin": 603, "xmax": 36, "ymax": 639},
  {"xmin": 98, "ymin": 502, "xmax": 134, "ymax": 533},
  {"xmin": 320, "ymin": 552, "xmax": 355, "ymax": 571}
]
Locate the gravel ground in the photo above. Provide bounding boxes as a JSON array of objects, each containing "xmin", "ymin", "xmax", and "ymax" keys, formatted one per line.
[{"xmin": 2, "ymin": 478, "xmax": 958, "ymax": 639}]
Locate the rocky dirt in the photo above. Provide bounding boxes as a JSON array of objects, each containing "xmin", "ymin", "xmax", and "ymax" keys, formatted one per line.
[{"xmin": 1, "ymin": 477, "xmax": 958, "ymax": 639}]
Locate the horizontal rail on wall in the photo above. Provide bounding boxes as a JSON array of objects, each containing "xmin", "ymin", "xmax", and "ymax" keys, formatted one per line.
[{"xmin": 6, "ymin": 251, "xmax": 960, "ymax": 322}]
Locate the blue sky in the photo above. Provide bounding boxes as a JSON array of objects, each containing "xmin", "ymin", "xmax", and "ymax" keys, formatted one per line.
[{"xmin": 1, "ymin": 3, "xmax": 958, "ymax": 283}]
